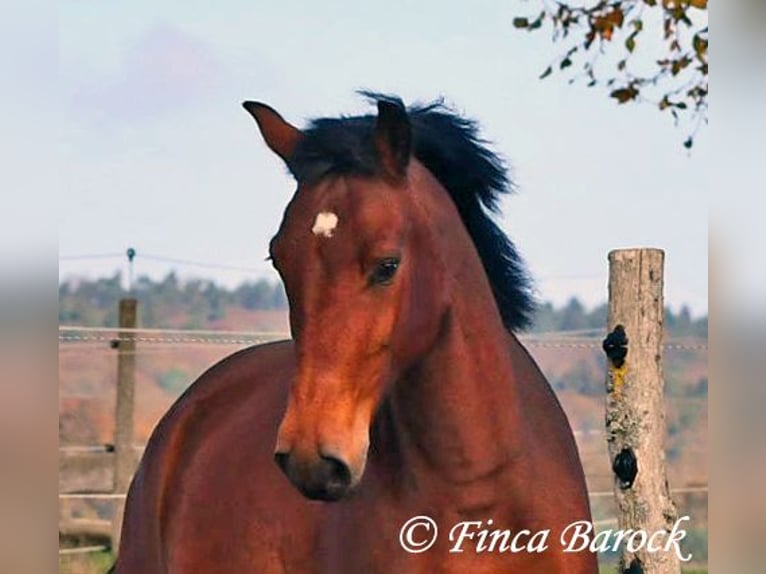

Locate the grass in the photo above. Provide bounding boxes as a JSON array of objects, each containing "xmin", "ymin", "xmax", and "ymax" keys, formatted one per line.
[{"xmin": 59, "ymin": 549, "xmax": 113, "ymax": 574}]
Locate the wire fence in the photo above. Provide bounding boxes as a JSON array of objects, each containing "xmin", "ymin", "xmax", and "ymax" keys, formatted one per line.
[{"xmin": 59, "ymin": 325, "xmax": 707, "ymax": 351}]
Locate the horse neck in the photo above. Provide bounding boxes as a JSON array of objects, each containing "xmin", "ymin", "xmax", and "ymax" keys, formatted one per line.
[
  {"xmin": 384, "ymin": 169, "xmax": 530, "ymax": 490},
  {"xmin": 393, "ymin": 311, "xmax": 525, "ymax": 480}
]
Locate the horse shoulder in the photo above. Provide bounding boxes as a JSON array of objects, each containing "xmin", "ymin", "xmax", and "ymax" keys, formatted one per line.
[{"xmin": 118, "ymin": 340, "xmax": 319, "ymax": 573}]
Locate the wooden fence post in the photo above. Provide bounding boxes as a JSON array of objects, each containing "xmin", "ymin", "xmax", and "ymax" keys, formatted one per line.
[
  {"xmin": 604, "ymin": 249, "xmax": 681, "ymax": 573},
  {"xmin": 111, "ymin": 298, "xmax": 137, "ymax": 552}
]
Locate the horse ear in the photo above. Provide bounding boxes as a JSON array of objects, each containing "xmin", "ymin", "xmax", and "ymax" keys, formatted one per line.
[
  {"xmin": 242, "ymin": 101, "xmax": 302, "ymax": 163},
  {"xmin": 374, "ymin": 99, "xmax": 411, "ymax": 180}
]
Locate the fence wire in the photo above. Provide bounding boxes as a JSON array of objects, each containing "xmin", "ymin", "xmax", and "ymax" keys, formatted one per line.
[{"xmin": 58, "ymin": 325, "xmax": 707, "ymax": 352}]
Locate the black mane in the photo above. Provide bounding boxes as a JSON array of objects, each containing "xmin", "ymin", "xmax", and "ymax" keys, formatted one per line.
[{"xmin": 289, "ymin": 93, "xmax": 536, "ymax": 331}]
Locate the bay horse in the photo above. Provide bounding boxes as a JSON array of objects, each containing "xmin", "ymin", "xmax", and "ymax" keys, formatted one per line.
[{"xmin": 114, "ymin": 94, "xmax": 597, "ymax": 573}]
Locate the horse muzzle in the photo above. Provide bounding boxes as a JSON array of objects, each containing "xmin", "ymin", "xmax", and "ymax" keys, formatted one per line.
[{"xmin": 274, "ymin": 449, "xmax": 354, "ymax": 501}]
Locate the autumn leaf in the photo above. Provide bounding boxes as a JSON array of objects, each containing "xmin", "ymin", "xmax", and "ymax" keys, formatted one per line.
[
  {"xmin": 605, "ymin": 8, "xmax": 625, "ymax": 28},
  {"xmin": 593, "ymin": 13, "xmax": 621, "ymax": 41},
  {"xmin": 513, "ymin": 17, "xmax": 529, "ymax": 29},
  {"xmin": 610, "ymin": 86, "xmax": 639, "ymax": 103},
  {"xmin": 529, "ymin": 11, "xmax": 545, "ymax": 30},
  {"xmin": 693, "ymin": 33, "xmax": 708, "ymax": 60},
  {"xmin": 584, "ymin": 30, "xmax": 596, "ymax": 49},
  {"xmin": 671, "ymin": 56, "xmax": 692, "ymax": 76}
]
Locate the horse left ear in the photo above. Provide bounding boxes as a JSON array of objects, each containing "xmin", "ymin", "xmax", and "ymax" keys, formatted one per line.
[
  {"xmin": 242, "ymin": 101, "xmax": 303, "ymax": 164},
  {"xmin": 374, "ymin": 99, "xmax": 411, "ymax": 180}
]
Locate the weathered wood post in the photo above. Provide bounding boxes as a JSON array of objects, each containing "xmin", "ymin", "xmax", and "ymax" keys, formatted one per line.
[
  {"xmin": 603, "ymin": 249, "xmax": 681, "ymax": 573},
  {"xmin": 111, "ymin": 297, "xmax": 137, "ymax": 552}
]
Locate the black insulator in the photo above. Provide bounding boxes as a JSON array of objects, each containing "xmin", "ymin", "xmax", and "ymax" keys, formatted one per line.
[
  {"xmin": 613, "ymin": 446, "xmax": 638, "ymax": 489},
  {"xmin": 622, "ymin": 556, "xmax": 643, "ymax": 574},
  {"xmin": 603, "ymin": 324, "xmax": 629, "ymax": 368}
]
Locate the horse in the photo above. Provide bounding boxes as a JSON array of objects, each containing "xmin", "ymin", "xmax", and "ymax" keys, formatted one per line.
[{"xmin": 113, "ymin": 93, "xmax": 597, "ymax": 573}]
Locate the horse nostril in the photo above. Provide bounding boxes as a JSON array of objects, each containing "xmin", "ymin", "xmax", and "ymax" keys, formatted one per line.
[
  {"xmin": 274, "ymin": 451, "xmax": 290, "ymax": 474},
  {"xmin": 320, "ymin": 455, "xmax": 351, "ymax": 489}
]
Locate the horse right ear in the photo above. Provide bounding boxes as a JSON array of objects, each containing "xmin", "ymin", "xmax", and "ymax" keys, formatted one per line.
[
  {"xmin": 242, "ymin": 101, "xmax": 303, "ymax": 164},
  {"xmin": 374, "ymin": 99, "xmax": 411, "ymax": 181}
]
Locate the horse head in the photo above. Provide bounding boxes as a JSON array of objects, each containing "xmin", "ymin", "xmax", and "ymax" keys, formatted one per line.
[{"xmin": 244, "ymin": 98, "xmax": 449, "ymax": 501}]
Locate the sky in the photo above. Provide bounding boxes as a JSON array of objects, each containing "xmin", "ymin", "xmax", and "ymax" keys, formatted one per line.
[{"xmin": 57, "ymin": 1, "xmax": 710, "ymax": 316}]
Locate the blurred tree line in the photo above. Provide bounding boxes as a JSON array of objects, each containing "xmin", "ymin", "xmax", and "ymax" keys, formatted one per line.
[
  {"xmin": 58, "ymin": 272, "xmax": 707, "ymax": 338},
  {"xmin": 58, "ymin": 272, "xmax": 287, "ymax": 329},
  {"xmin": 529, "ymin": 297, "xmax": 707, "ymax": 338}
]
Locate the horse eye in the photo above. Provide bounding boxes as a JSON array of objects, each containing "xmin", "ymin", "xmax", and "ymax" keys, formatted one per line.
[{"xmin": 369, "ymin": 258, "xmax": 400, "ymax": 286}]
